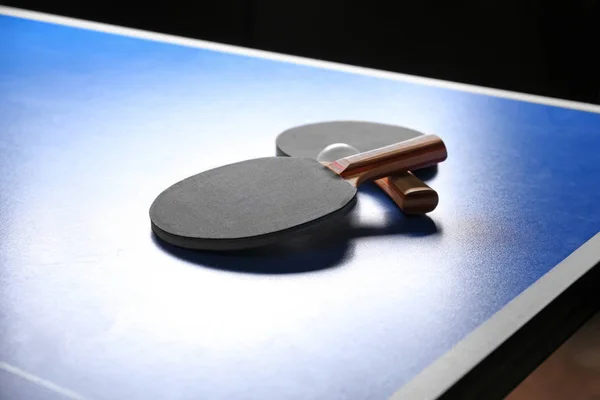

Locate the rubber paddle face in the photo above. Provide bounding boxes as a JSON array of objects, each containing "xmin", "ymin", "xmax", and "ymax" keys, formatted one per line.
[
  {"xmin": 276, "ymin": 121, "xmax": 423, "ymax": 157},
  {"xmin": 150, "ymin": 157, "xmax": 357, "ymax": 251}
]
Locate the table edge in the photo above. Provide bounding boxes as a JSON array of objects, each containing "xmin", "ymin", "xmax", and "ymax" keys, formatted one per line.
[
  {"xmin": 391, "ymin": 232, "xmax": 600, "ymax": 400},
  {"xmin": 1, "ymin": 5, "xmax": 600, "ymax": 115}
]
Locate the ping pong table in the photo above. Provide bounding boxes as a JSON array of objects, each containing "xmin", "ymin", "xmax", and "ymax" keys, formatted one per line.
[{"xmin": 1, "ymin": 6, "xmax": 599, "ymax": 400}]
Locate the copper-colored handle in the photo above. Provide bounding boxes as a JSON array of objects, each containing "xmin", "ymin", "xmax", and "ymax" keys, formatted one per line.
[
  {"xmin": 327, "ymin": 135, "xmax": 447, "ymax": 187},
  {"xmin": 375, "ymin": 172, "xmax": 439, "ymax": 214}
]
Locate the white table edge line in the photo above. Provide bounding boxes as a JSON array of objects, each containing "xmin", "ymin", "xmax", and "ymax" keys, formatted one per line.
[
  {"xmin": 0, "ymin": 362, "xmax": 90, "ymax": 400},
  {"xmin": 390, "ymin": 231, "xmax": 600, "ymax": 400},
  {"xmin": 1, "ymin": 5, "xmax": 600, "ymax": 115}
]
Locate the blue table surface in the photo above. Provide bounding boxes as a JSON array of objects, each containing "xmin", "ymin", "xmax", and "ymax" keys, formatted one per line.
[{"xmin": 1, "ymin": 14, "xmax": 599, "ymax": 400}]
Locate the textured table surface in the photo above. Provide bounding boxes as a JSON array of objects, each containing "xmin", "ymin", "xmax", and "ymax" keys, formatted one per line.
[{"xmin": 1, "ymin": 8, "xmax": 600, "ymax": 400}]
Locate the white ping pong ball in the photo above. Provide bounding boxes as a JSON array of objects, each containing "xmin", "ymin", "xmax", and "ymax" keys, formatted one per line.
[{"xmin": 316, "ymin": 143, "xmax": 360, "ymax": 162}]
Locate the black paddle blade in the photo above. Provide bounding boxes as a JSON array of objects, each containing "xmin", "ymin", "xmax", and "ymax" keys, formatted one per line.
[
  {"xmin": 150, "ymin": 157, "xmax": 357, "ymax": 251},
  {"xmin": 276, "ymin": 121, "xmax": 424, "ymax": 157}
]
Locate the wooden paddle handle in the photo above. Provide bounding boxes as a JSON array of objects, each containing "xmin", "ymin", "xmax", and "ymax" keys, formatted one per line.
[
  {"xmin": 375, "ymin": 172, "xmax": 439, "ymax": 214},
  {"xmin": 327, "ymin": 135, "xmax": 447, "ymax": 187}
]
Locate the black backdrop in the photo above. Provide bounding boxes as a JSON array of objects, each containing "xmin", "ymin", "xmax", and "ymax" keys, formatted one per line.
[{"xmin": 5, "ymin": 0, "xmax": 600, "ymax": 104}]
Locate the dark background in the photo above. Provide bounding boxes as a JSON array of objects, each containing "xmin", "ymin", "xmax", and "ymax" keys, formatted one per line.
[{"xmin": 5, "ymin": 0, "xmax": 600, "ymax": 104}]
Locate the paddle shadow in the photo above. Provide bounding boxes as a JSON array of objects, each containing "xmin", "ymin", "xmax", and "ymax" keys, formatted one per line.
[
  {"xmin": 355, "ymin": 182, "xmax": 441, "ymax": 237},
  {"xmin": 151, "ymin": 226, "xmax": 354, "ymax": 275},
  {"xmin": 153, "ymin": 184, "xmax": 440, "ymax": 274},
  {"xmin": 412, "ymin": 165, "xmax": 438, "ymax": 181}
]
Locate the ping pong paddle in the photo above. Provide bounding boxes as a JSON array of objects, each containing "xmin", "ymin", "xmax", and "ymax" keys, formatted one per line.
[
  {"xmin": 150, "ymin": 134, "xmax": 447, "ymax": 251},
  {"xmin": 276, "ymin": 121, "xmax": 439, "ymax": 214}
]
